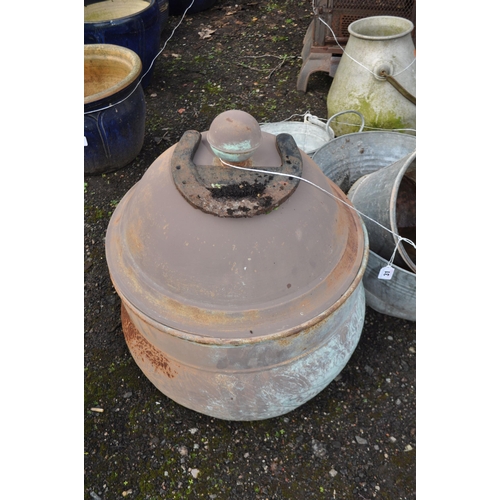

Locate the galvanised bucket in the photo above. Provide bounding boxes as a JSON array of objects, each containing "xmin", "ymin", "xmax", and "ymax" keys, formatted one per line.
[
  {"xmin": 364, "ymin": 250, "xmax": 415, "ymax": 321},
  {"xmin": 347, "ymin": 151, "xmax": 416, "ymax": 273},
  {"xmin": 312, "ymin": 131, "xmax": 416, "ymax": 319},
  {"xmin": 312, "ymin": 131, "xmax": 416, "ymax": 193}
]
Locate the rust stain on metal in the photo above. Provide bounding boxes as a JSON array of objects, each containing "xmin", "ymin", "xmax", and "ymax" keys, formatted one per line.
[
  {"xmin": 171, "ymin": 130, "xmax": 303, "ymax": 217},
  {"xmin": 125, "ymin": 219, "xmax": 144, "ymax": 256},
  {"xmin": 155, "ymin": 296, "xmax": 262, "ymax": 335},
  {"xmin": 276, "ymin": 332, "xmax": 299, "ymax": 347},
  {"xmin": 121, "ymin": 304, "xmax": 177, "ymax": 379}
]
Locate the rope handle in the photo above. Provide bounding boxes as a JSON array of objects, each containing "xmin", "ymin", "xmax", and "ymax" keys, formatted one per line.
[
  {"xmin": 303, "ymin": 111, "xmax": 365, "ymax": 138},
  {"xmin": 303, "ymin": 113, "xmax": 325, "ymax": 128},
  {"xmin": 303, "ymin": 113, "xmax": 337, "ymax": 139},
  {"xmin": 381, "ymin": 71, "xmax": 416, "ymax": 105}
]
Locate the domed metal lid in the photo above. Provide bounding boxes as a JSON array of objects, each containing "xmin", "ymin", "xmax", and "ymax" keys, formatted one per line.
[{"xmin": 106, "ymin": 111, "xmax": 367, "ymax": 340}]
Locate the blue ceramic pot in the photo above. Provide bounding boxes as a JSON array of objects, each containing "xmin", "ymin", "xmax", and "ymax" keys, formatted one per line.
[
  {"xmin": 84, "ymin": 44, "xmax": 146, "ymax": 176},
  {"xmin": 169, "ymin": 0, "xmax": 216, "ymax": 16},
  {"xmin": 157, "ymin": 0, "xmax": 169, "ymax": 31},
  {"xmin": 84, "ymin": 0, "xmax": 161, "ymax": 88}
]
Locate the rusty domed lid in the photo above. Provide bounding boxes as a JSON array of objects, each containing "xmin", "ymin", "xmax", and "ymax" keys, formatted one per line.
[{"xmin": 106, "ymin": 111, "xmax": 367, "ymax": 340}]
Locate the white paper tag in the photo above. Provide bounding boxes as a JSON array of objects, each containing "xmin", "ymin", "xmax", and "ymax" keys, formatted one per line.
[
  {"xmin": 378, "ymin": 265, "xmax": 394, "ymax": 280},
  {"xmin": 84, "ymin": 136, "xmax": 88, "ymax": 147}
]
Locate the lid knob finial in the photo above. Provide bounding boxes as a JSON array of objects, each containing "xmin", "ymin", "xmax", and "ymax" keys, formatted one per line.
[{"xmin": 207, "ymin": 110, "xmax": 262, "ymax": 163}]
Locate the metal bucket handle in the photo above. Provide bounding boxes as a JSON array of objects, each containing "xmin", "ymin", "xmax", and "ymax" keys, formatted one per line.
[
  {"xmin": 301, "ymin": 113, "xmax": 335, "ymax": 141},
  {"xmin": 326, "ymin": 110, "xmax": 365, "ymax": 134}
]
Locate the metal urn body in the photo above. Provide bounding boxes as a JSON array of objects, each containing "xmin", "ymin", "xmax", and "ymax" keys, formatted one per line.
[
  {"xmin": 105, "ymin": 111, "xmax": 368, "ymax": 421},
  {"xmin": 326, "ymin": 16, "xmax": 416, "ymax": 136}
]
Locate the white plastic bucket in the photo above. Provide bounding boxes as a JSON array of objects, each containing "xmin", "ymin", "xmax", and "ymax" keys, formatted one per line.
[{"xmin": 260, "ymin": 110, "xmax": 364, "ymax": 155}]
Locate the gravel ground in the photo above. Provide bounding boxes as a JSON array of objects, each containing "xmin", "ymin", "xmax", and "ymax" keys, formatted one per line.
[{"xmin": 83, "ymin": 1, "xmax": 416, "ymax": 498}]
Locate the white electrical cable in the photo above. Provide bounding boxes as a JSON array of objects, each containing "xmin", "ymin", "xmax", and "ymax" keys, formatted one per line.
[{"xmin": 218, "ymin": 157, "xmax": 416, "ymax": 261}]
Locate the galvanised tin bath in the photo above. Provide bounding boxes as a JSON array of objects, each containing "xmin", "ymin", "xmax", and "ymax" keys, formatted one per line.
[{"xmin": 105, "ymin": 110, "xmax": 369, "ymax": 421}]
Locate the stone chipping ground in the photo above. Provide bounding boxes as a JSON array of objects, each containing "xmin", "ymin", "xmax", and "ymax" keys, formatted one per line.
[{"xmin": 84, "ymin": 1, "xmax": 416, "ymax": 498}]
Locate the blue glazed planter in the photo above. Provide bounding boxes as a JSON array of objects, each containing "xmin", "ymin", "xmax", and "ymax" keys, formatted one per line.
[
  {"xmin": 169, "ymin": 0, "xmax": 216, "ymax": 16},
  {"xmin": 84, "ymin": 0, "xmax": 161, "ymax": 88},
  {"xmin": 157, "ymin": 0, "xmax": 169, "ymax": 31},
  {"xmin": 84, "ymin": 44, "xmax": 146, "ymax": 176}
]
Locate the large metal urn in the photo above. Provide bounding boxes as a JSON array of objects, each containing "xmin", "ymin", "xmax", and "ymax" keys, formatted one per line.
[{"xmin": 105, "ymin": 110, "xmax": 368, "ymax": 421}]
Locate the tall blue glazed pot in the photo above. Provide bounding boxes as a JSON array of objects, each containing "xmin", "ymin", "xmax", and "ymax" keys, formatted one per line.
[
  {"xmin": 157, "ymin": 0, "xmax": 169, "ymax": 31},
  {"xmin": 84, "ymin": 44, "xmax": 146, "ymax": 176},
  {"xmin": 84, "ymin": 0, "xmax": 161, "ymax": 88}
]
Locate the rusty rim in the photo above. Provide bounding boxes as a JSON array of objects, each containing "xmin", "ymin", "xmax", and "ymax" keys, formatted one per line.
[{"xmin": 116, "ymin": 224, "xmax": 368, "ymax": 347}]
